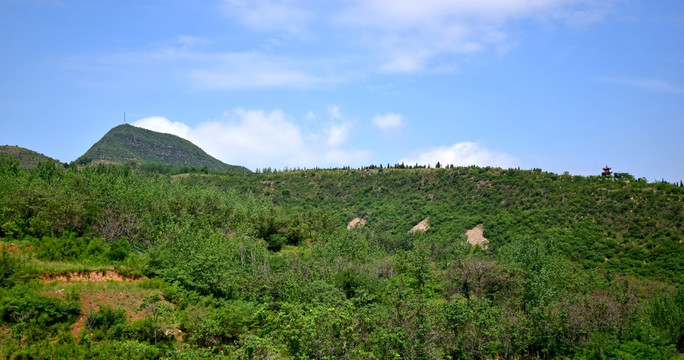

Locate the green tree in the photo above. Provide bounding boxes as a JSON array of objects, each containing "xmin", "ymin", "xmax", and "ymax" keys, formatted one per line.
[{"xmin": 139, "ymin": 293, "xmax": 173, "ymax": 344}]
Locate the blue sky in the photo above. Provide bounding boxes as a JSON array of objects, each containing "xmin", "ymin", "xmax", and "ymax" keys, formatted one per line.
[{"xmin": 1, "ymin": 0, "xmax": 683, "ymax": 181}]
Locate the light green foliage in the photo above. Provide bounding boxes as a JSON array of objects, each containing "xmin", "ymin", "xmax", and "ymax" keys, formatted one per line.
[
  {"xmin": 648, "ymin": 287, "xmax": 684, "ymax": 352},
  {"xmin": 498, "ymin": 236, "xmax": 570, "ymax": 311},
  {"xmin": 0, "ymin": 163, "xmax": 683, "ymax": 358}
]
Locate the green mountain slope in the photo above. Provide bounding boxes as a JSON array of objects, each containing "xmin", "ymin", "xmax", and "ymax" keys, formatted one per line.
[
  {"xmin": 196, "ymin": 166, "xmax": 684, "ymax": 283},
  {"xmin": 1, "ymin": 163, "xmax": 683, "ymax": 358},
  {"xmin": 78, "ymin": 124, "xmax": 247, "ymax": 172},
  {"xmin": 0, "ymin": 145, "xmax": 60, "ymax": 169}
]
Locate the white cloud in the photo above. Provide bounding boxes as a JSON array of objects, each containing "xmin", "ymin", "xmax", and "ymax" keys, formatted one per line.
[
  {"xmin": 85, "ymin": 37, "xmax": 347, "ymax": 90},
  {"xmin": 188, "ymin": 52, "xmax": 342, "ymax": 90},
  {"xmin": 326, "ymin": 123, "xmax": 350, "ymax": 147},
  {"xmin": 372, "ymin": 113, "xmax": 405, "ymax": 131},
  {"xmin": 77, "ymin": 1, "xmax": 612, "ymax": 92},
  {"xmin": 132, "ymin": 117, "xmax": 191, "ymax": 139},
  {"xmin": 339, "ymin": 0, "xmax": 608, "ymax": 27},
  {"xmin": 219, "ymin": 0, "xmax": 611, "ymax": 74},
  {"xmin": 177, "ymin": 35, "xmax": 210, "ymax": 49},
  {"xmin": 304, "ymin": 110, "xmax": 316, "ymax": 121},
  {"xmin": 131, "ymin": 110, "xmax": 369, "ymax": 170},
  {"xmin": 401, "ymin": 142, "xmax": 517, "ymax": 168},
  {"xmin": 339, "ymin": 0, "xmax": 610, "ymax": 73},
  {"xmin": 328, "ymin": 105, "xmax": 341, "ymax": 120},
  {"xmin": 222, "ymin": 0, "xmax": 314, "ymax": 35},
  {"xmin": 193, "ymin": 109, "xmax": 307, "ymax": 165}
]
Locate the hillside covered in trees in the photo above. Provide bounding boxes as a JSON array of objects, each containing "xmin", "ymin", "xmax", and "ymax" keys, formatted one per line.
[
  {"xmin": 76, "ymin": 124, "xmax": 248, "ymax": 172},
  {"xmin": 0, "ymin": 146, "xmax": 60, "ymax": 169},
  {"xmin": 0, "ymin": 154, "xmax": 683, "ymax": 359}
]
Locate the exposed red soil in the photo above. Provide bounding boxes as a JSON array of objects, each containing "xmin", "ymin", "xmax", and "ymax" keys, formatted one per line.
[
  {"xmin": 46, "ymin": 288, "xmax": 153, "ymax": 337},
  {"xmin": 41, "ymin": 270, "xmax": 142, "ymax": 283},
  {"xmin": 77, "ymin": 291, "xmax": 149, "ymax": 337}
]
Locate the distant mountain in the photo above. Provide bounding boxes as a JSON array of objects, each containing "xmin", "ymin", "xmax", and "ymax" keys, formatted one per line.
[
  {"xmin": 0, "ymin": 145, "xmax": 60, "ymax": 169},
  {"xmin": 77, "ymin": 124, "xmax": 248, "ymax": 172}
]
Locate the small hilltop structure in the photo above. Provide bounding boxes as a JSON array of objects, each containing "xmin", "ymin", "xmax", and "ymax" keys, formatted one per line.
[{"xmin": 602, "ymin": 165, "xmax": 613, "ymax": 177}]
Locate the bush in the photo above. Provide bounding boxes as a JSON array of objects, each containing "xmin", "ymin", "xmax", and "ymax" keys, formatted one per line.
[
  {"xmin": 0, "ymin": 284, "xmax": 80, "ymax": 341},
  {"xmin": 86, "ymin": 305, "xmax": 128, "ymax": 338},
  {"xmin": 0, "ymin": 249, "xmax": 26, "ymax": 288}
]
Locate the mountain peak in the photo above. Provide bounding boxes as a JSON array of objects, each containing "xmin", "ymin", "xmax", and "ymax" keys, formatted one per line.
[{"xmin": 78, "ymin": 124, "xmax": 247, "ymax": 171}]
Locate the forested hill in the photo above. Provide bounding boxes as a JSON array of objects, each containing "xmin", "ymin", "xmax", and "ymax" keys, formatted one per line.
[
  {"xmin": 1, "ymin": 161, "xmax": 683, "ymax": 359},
  {"xmin": 0, "ymin": 145, "xmax": 60, "ymax": 169},
  {"xmin": 193, "ymin": 166, "xmax": 684, "ymax": 283},
  {"xmin": 77, "ymin": 124, "xmax": 248, "ymax": 172}
]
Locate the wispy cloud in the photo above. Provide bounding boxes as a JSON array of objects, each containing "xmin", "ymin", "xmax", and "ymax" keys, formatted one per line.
[
  {"xmin": 176, "ymin": 35, "xmax": 210, "ymax": 49},
  {"xmin": 132, "ymin": 109, "xmax": 370, "ymax": 169},
  {"xmin": 326, "ymin": 123, "xmax": 350, "ymax": 147},
  {"xmin": 219, "ymin": 0, "xmax": 612, "ymax": 74},
  {"xmin": 70, "ymin": 1, "xmax": 613, "ymax": 91},
  {"xmin": 372, "ymin": 113, "xmax": 405, "ymax": 131},
  {"xmin": 78, "ymin": 38, "xmax": 348, "ymax": 90},
  {"xmin": 339, "ymin": 0, "xmax": 611, "ymax": 73},
  {"xmin": 188, "ymin": 54, "xmax": 342, "ymax": 90},
  {"xmin": 400, "ymin": 142, "xmax": 517, "ymax": 168},
  {"xmin": 328, "ymin": 105, "xmax": 342, "ymax": 120},
  {"xmin": 222, "ymin": 0, "xmax": 315, "ymax": 35},
  {"xmin": 600, "ymin": 77, "xmax": 684, "ymax": 94}
]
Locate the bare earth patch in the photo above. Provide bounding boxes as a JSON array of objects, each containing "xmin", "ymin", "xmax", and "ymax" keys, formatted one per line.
[
  {"xmin": 347, "ymin": 217, "xmax": 367, "ymax": 230},
  {"xmin": 409, "ymin": 217, "xmax": 430, "ymax": 233},
  {"xmin": 41, "ymin": 270, "xmax": 142, "ymax": 283},
  {"xmin": 70, "ymin": 290, "xmax": 151, "ymax": 337},
  {"xmin": 45, "ymin": 284, "xmax": 172, "ymax": 339},
  {"xmin": 466, "ymin": 224, "xmax": 489, "ymax": 249}
]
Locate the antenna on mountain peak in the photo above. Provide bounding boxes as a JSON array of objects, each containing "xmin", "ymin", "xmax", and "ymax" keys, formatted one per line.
[{"xmin": 124, "ymin": 112, "xmax": 126, "ymax": 124}]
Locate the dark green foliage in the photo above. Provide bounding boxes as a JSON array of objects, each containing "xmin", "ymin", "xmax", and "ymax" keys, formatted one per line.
[
  {"xmin": 138, "ymin": 162, "xmax": 211, "ymax": 175},
  {"xmin": 0, "ymin": 284, "xmax": 80, "ymax": 344},
  {"xmin": 648, "ymin": 287, "xmax": 684, "ymax": 351},
  {"xmin": 85, "ymin": 305, "xmax": 128, "ymax": 340},
  {"xmin": 0, "ymin": 250, "xmax": 26, "ymax": 288},
  {"xmin": 106, "ymin": 238, "xmax": 131, "ymax": 261},
  {"xmin": 33, "ymin": 232, "xmax": 130, "ymax": 264},
  {"xmin": 182, "ymin": 300, "xmax": 259, "ymax": 348}
]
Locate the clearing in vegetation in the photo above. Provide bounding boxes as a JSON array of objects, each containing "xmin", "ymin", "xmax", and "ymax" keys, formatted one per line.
[
  {"xmin": 409, "ymin": 217, "xmax": 430, "ymax": 233},
  {"xmin": 346, "ymin": 217, "xmax": 367, "ymax": 229},
  {"xmin": 466, "ymin": 224, "xmax": 489, "ymax": 249}
]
